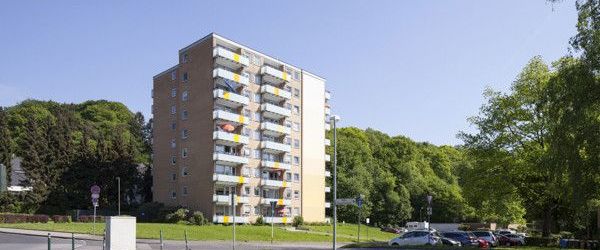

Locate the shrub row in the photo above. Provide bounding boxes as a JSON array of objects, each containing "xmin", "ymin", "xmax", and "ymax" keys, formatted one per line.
[
  {"xmin": 164, "ymin": 208, "xmax": 209, "ymax": 225},
  {"xmin": 51, "ymin": 215, "xmax": 72, "ymax": 223},
  {"xmin": 0, "ymin": 213, "xmax": 49, "ymax": 223},
  {"xmin": 77, "ymin": 215, "xmax": 104, "ymax": 223}
]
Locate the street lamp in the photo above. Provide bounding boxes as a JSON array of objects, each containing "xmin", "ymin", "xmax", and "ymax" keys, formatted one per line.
[
  {"xmin": 116, "ymin": 177, "xmax": 121, "ymax": 216},
  {"xmin": 330, "ymin": 115, "xmax": 340, "ymax": 250}
]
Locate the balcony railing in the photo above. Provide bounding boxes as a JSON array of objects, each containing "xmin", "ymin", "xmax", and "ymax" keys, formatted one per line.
[
  {"xmin": 324, "ymin": 139, "xmax": 331, "ymax": 146},
  {"xmin": 325, "ymin": 186, "xmax": 331, "ymax": 193},
  {"xmin": 325, "ymin": 154, "xmax": 331, "ymax": 162},
  {"xmin": 325, "ymin": 123, "xmax": 331, "ymax": 131},
  {"xmin": 261, "ymin": 141, "xmax": 291, "ymax": 153},
  {"xmin": 260, "ymin": 198, "xmax": 292, "ymax": 206},
  {"xmin": 325, "ymin": 107, "xmax": 331, "ymax": 116},
  {"xmin": 261, "ymin": 160, "xmax": 292, "ymax": 171},
  {"xmin": 213, "ymin": 68, "xmax": 249, "ymax": 86},
  {"xmin": 325, "ymin": 171, "xmax": 331, "ymax": 177},
  {"xmin": 325, "ymin": 202, "xmax": 331, "ymax": 208},
  {"xmin": 213, "ymin": 89, "xmax": 249, "ymax": 108},
  {"xmin": 213, "ymin": 215, "xmax": 249, "ymax": 224},
  {"xmin": 213, "ymin": 131, "xmax": 249, "ymax": 145},
  {"xmin": 213, "ymin": 174, "xmax": 249, "ymax": 185},
  {"xmin": 261, "ymin": 179, "xmax": 289, "ymax": 188},
  {"xmin": 213, "ymin": 47, "xmax": 249, "ymax": 68},
  {"xmin": 261, "ymin": 122, "xmax": 291, "ymax": 136},
  {"xmin": 263, "ymin": 217, "xmax": 293, "ymax": 224},
  {"xmin": 260, "ymin": 85, "xmax": 291, "ymax": 101},
  {"xmin": 213, "ymin": 110, "xmax": 249, "ymax": 125},
  {"xmin": 213, "ymin": 195, "xmax": 249, "ymax": 205},
  {"xmin": 261, "ymin": 65, "xmax": 289, "ymax": 84},
  {"xmin": 325, "ymin": 91, "xmax": 331, "ymax": 100},
  {"xmin": 261, "ymin": 103, "xmax": 291, "ymax": 119},
  {"xmin": 213, "ymin": 153, "xmax": 248, "ymax": 165}
]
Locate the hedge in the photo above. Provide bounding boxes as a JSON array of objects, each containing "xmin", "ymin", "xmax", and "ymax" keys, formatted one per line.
[
  {"xmin": 0, "ymin": 213, "xmax": 50, "ymax": 223},
  {"xmin": 77, "ymin": 215, "xmax": 104, "ymax": 223},
  {"xmin": 51, "ymin": 215, "xmax": 72, "ymax": 223}
]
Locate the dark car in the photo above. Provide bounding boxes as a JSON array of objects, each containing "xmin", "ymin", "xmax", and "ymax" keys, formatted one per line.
[
  {"xmin": 497, "ymin": 234, "xmax": 525, "ymax": 246},
  {"xmin": 440, "ymin": 231, "xmax": 480, "ymax": 246}
]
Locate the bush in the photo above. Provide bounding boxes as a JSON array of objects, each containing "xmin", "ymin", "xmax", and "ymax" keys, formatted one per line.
[
  {"xmin": 0, "ymin": 213, "xmax": 49, "ymax": 223},
  {"xmin": 165, "ymin": 208, "xmax": 189, "ymax": 223},
  {"xmin": 254, "ymin": 216, "xmax": 265, "ymax": 225},
  {"xmin": 77, "ymin": 215, "xmax": 104, "ymax": 223},
  {"xmin": 293, "ymin": 216, "xmax": 304, "ymax": 227},
  {"xmin": 189, "ymin": 211, "xmax": 208, "ymax": 225},
  {"xmin": 51, "ymin": 215, "xmax": 72, "ymax": 223},
  {"xmin": 525, "ymin": 237, "xmax": 559, "ymax": 247}
]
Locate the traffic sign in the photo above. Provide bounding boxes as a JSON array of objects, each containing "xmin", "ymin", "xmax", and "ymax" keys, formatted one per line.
[
  {"xmin": 335, "ymin": 198, "xmax": 355, "ymax": 205},
  {"xmin": 91, "ymin": 193, "xmax": 99, "ymax": 199},
  {"xmin": 90, "ymin": 185, "xmax": 101, "ymax": 194}
]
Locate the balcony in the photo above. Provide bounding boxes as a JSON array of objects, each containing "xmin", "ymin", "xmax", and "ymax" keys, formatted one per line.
[
  {"xmin": 260, "ymin": 198, "xmax": 292, "ymax": 206},
  {"xmin": 213, "ymin": 153, "xmax": 248, "ymax": 166},
  {"xmin": 261, "ymin": 179, "xmax": 289, "ymax": 188},
  {"xmin": 213, "ymin": 195, "xmax": 249, "ymax": 205},
  {"xmin": 325, "ymin": 202, "xmax": 331, "ymax": 208},
  {"xmin": 261, "ymin": 103, "xmax": 291, "ymax": 119},
  {"xmin": 325, "ymin": 107, "xmax": 331, "ymax": 116},
  {"xmin": 213, "ymin": 215, "xmax": 249, "ymax": 224},
  {"xmin": 325, "ymin": 123, "xmax": 331, "ymax": 131},
  {"xmin": 261, "ymin": 160, "xmax": 292, "ymax": 171},
  {"xmin": 261, "ymin": 141, "xmax": 291, "ymax": 153},
  {"xmin": 213, "ymin": 89, "xmax": 249, "ymax": 108},
  {"xmin": 213, "ymin": 68, "xmax": 249, "ymax": 88},
  {"xmin": 261, "ymin": 85, "xmax": 291, "ymax": 102},
  {"xmin": 325, "ymin": 186, "xmax": 331, "ymax": 193},
  {"xmin": 325, "ymin": 171, "xmax": 331, "ymax": 177},
  {"xmin": 261, "ymin": 65, "xmax": 289, "ymax": 84},
  {"xmin": 213, "ymin": 110, "xmax": 249, "ymax": 126},
  {"xmin": 325, "ymin": 154, "xmax": 331, "ymax": 162},
  {"xmin": 325, "ymin": 91, "xmax": 331, "ymax": 100},
  {"xmin": 324, "ymin": 139, "xmax": 331, "ymax": 146},
  {"xmin": 263, "ymin": 217, "xmax": 293, "ymax": 224},
  {"xmin": 261, "ymin": 122, "xmax": 291, "ymax": 137},
  {"xmin": 213, "ymin": 131, "xmax": 249, "ymax": 146},
  {"xmin": 213, "ymin": 174, "xmax": 249, "ymax": 185},
  {"xmin": 213, "ymin": 47, "xmax": 249, "ymax": 69}
]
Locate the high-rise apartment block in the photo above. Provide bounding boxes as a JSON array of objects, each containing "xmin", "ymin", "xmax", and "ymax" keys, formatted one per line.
[{"xmin": 151, "ymin": 33, "xmax": 332, "ymax": 223}]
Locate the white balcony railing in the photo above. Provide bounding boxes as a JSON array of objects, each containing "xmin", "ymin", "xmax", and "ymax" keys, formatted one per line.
[
  {"xmin": 325, "ymin": 91, "xmax": 331, "ymax": 100},
  {"xmin": 325, "ymin": 171, "xmax": 331, "ymax": 177},
  {"xmin": 213, "ymin": 215, "xmax": 249, "ymax": 224},
  {"xmin": 325, "ymin": 154, "xmax": 331, "ymax": 162},
  {"xmin": 213, "ymin": 195, "xmax": 249, "ymax": 204},
  {"xmin": 325, "ymin": 123, "xmax": 331, "ymax": 131},
  {"xmin": 261, "ymin": 160, "xmax": 292, "ymax": 171},
  {"xmin": 324, "ymin": 139, "xmax": 331, "ymax": 146},
  {"xmin": 261, "ymin": 103, "xmax": 291, "ymax": 118},
  {"xmin": 213, "ymin": 153, "xmax": 248, "ymax": 165},
  {"xmin": 213, "ymin": 131, "xmax": 249, "ymax": 145},
  {"xmin": 260, "ymin": 198, "xmax": 292, "ymax": 206},
  {"xmin": 213, "ymin": 89, "xmax": 249, "ymax": 107},
  {"xmin": 213, "ymin": 47, "xmax": 249, "ymax": 68},
  {"xmin": 325, "ymin": 107, "xmax": 331, "ymax": 116},
  {"xmin": 213, "ymin": 68, "xmax": 249, "ymax": 86},
  {"xmin": 261, "ymin": 179, "xmax": 289, "ymax": 188},
  {"xmin": 260, "ymin": 85, "xmax": 291, "ymax": 100},
  {"xmin": 325, "ymin": 186, "xmax": 331, "ymax": 193},
  {"xmin": 263, "ymin": 217, "xmax": 293, "ymax": 224},
  {"xmin": 261, "ymin": 141, "xmax": 291, "ymax": 153},
  {"xmin": 213, "ymin": 110, "xmax": 250, "ymax": 125},
  {"xmin": 325, "ymin": 202, "xmax": 331, "ymax": 208},
  {"xmin": 213, "ymin": 174, "xmax": 249, "ymax": 185},
  {"xmin": 261, "ymin": 65, "xmax": 290, "ymax": 83},
  {"xmin": 261, "ymin": 122, "xmax": 291, "ymax": 136}
]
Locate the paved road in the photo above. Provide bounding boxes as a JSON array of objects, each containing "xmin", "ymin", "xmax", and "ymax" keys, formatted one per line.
[{"xmin": 0, "ymin": 232, "xmax": 336, "ymax": 250}]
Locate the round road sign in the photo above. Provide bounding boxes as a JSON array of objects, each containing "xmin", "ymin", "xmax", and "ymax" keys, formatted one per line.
[{"xmin": 90, "ymin": 185, "xmax": 101, "ymax": 194}]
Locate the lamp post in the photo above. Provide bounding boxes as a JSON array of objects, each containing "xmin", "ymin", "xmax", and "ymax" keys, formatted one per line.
[
  {"xmin": 331, "ymin": 115, "xmax": 340, "ymax": 250},
  {"xmin": 116, "ymin": 177, "xmax": 121, "ymax": 216}
]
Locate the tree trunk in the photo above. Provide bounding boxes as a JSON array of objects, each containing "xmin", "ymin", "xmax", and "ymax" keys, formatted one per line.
[{"xmin": 542, "ymin": 207, "xmax": 553, "ymax": 237}]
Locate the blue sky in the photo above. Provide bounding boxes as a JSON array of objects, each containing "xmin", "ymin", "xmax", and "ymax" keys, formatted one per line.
[{"xmin": 0, "ymin": 1, "xmax": 577, "ymax": 145}]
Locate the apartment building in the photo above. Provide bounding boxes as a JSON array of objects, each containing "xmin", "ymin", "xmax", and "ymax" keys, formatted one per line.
[{"xmin": 151, "ymin": 33, "xmax": 332, "ymax": 224}]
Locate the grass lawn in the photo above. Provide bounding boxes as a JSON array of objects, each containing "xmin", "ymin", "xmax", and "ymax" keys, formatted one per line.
[
  {"xmin": 0, "ymin": 222, "xmax": 396, "ymax": 242},
  {"xmin": 305, "ymin": 223, "xmax": 397, "ymax": 241}
]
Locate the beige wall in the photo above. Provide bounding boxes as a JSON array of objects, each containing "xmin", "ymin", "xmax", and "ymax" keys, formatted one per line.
[{"xmin": 300, "ymin": 72, "xmax": 326, "ymax": 222}]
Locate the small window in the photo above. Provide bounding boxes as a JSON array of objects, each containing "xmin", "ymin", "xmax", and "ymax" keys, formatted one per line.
[
  {"xmin": 243, "ymin": 90, "xmax": 251, "ymax": 98},
  {"xmin": 284, "ymin": 121, "xmax": 292, "ymax": 128},
  {"xmin": 244, "ymin": 109, "xmax": 252, "ymax": 119},
  {"xmin": 293, "ymin": 173, "xmax": 300, "ymax": 182},
  {"xmin": 254, "ymin": 130, "xmax": 261, "ymax": 140},
  {"xmin": 183, "ymin": 53, "xmax": 189, "ymax": 63},
  {"xmin": 285, "ymin": 172, "xmax": 292, "ymax": 181},
  {"xmin": 254, "ymin": 74, "xmax": 261, "ymax": 84},
  {"xmin": 181, "ymin": 129, "xmax": 188, "ymax": 139},
  {"xmin": 294, "ymin": 207, "xmax": 300, "ymax": 216},
  {"xmin": 294, "ymin": 190, "xmax": 300, "ymax": 199},
  {"xmin": 254, "ymin": 168, "xmax": 261, "ymax": 178},
  {"xmin": 293, "ymin": 88, "xmax": 300, "ymax": 98},
  {"xmin": 244, "ymin": 186, "xmax": 251, "ymax": 196},
  {"xmin": 254, "ymin": 93, "xmax": 261, "ymax": 103},
  {"xmin": 293, "ymin": 156, "xmax": 300, "ymax": 165},
  {"xmin": 293, "ymin": 105, "xmax": 300, "ymax": 114},
  {"xmin": 294, "ymin": 71, "xmax": 300, "ymax": 80},
  {"xmin": 171, "ymin": 156, "xmax": 176, "ymax": 165},
  {"xmin": 182, "ymin": 186, "xmax": 188, "ymax": 196},
  {"xmin": 242, "ymin": 128, "xmax": 251, "ymax": 136},
  {"xmin": 254, "ymin": 187, "xmax": 260, "ymax": 196},
  {"xmin": 183, "ymin": 72, "xmax": 188, "ymax": 81},
  {"xmin": 182, "ymin": 91, "xmax": 188, "ymax": 101},
  {"xmin": 285, "ymin": 137, "xmax": 291, "ymax": 145},
  {"xmin": 284, "ymin": 155, "xmax": 291, "ymax": 163},
  {"xmin": 182, "ymin": 167, "xmax": 188, "ymax": 177},
  {"xmin": 181, "ymin": 110, "xmax": 188, "ymax": 120},
  {"xmin": 171, "ymin": 88, "xmax": 177, "ymax": 98},
  {"xmin": 171, "ymin": 191, "xmax": 177, "ymax": 199},
  {"xmin": 170, "ymin": 139, "xmax": 176, "ymax": 149},
  {"xmin": 171, "ymin": 106, "xmax": 176, "ymax": 115},
  {"xmin": 171, "ymin": 71, "xmax": 177, "ymax": 80},
  {"xmin": 293, "ymin": 122, "xmax": 300, "ymax": 132},
  {"xmin": 254, "ymin": 149, "xmax": 261, "ymax": 159},
  {"xmin": 171, "ymin": 172, "xmax": 177, "ymax": 181},
  {"xmin": 285, "ymin": 86, "xmax": 292, "ymax": 92},
  {"xmin": 182, "ymin": 148, "xmax": 188, "ymax": 158},
  {"xmin": 254, "ymin": 112, "xmax": 261, "ymax": 122},
  {"xmin": 294, "ymin": 139, "xmax": 300, "ymax": 149},
  {"xmin": 285, "ymin": 103, "xmax": 292, "ymax": 110},
  {"xmin": 171, "ymin": 122, "xmax": 176, "ymax": 131},
  {"xmin": 254, "ymin": 206, "xmax": 260, "ymax": 215}
]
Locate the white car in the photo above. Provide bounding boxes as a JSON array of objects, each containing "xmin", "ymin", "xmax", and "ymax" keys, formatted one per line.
[{"xmin": 388, "ymin": 230, "xmax": 440, "ymax": 246}]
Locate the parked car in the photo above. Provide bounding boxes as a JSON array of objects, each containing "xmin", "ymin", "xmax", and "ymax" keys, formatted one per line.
[
  {"xmin": 388, "ymin": 230, "xmax": 440, "ymax": 246},
  {"xmin": 440, "ymin": 231, "xmax": 480, "ymax": 246},
  {"xmin": 496, "ymin": 229, "xmax": 516, "ymax": 235},
  {"xmin": 440, "ymin": 237, "xmax": 462, "ymax": 246},
  {"xmin": 381, "ymin": 226, "xmax": 406, "ymax": 234},
  {"xmin": 497, "ymin": 234, "xmax": 525, "ymax": 246},
  {"xmin": 472, "ymin": 231, "xmax": 498, "ymax": 246}
]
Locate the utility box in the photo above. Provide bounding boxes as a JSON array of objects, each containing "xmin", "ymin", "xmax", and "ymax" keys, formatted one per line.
[{"xmin": 106, "ymin": 216, "xmax": 136, "ymax": 250}]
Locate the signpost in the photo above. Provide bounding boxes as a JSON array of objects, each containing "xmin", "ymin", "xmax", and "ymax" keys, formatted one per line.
[
  {"xmin": 231, "ymin": 191, "xmax": 237, "ymax": 250},
  {"xmin": 270, "ymin": 201, "xmax": 277, "ymax": 244},
  {"xmin": 356, "ymin": 195, "xmax": 364, "ymax": 243},
  {"xmin": 90, "ymin": 185, "xmax": 101, "ymax": 235}
]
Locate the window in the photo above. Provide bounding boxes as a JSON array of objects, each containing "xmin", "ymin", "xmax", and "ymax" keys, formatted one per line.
[
  {"xmin": 183, "ymin": 54, "xmax": 189, "ymax": 63},
  {"xmin": 285, "ymin": 172, "xmax": 292, "ymax": 181},
  {"xmin": 182, "ymin": 186, "xmax": 188, "ymax": 196},
  {"xmin": 285, "ymin": 189, "xmax": 292, "ymax": 199},
  {"xmin": 182, "ymin": 148, "xmax": 188, "ymax": 158},
  {"xmin": 253, "ymin": 130, "xmax": 261, "ymax": 140},
  {"xmin": 242, "ymin": 167, "xmax": 250, "ymax": 177},
  {"xmin": 293, "ymin": 122, "xmax": 300, "ymax": 132},
  {"xmin": 244, "ymin": 109, "xmax": 252, "ymax": 120},
  {"xmin": 171, "ymin": 172, "xmax": 177, "ymax": 181},
  {"xmin": 293, "ymin": 156, "xmax": 300, "ymax": 165},
  {"xmin": 285, "ymin": 103, "xmax": 292, "ymax": 110},
  {"xmin": 254, "ymin": 168, "xmax": 261, "ymax": 178},
  {"xmin": 181, "ymin": 167, "xmax": 188, "ymax": 177},
  {"xmin": 254, "ymin": 206, "xmax": 260, "ymax": 215},
  {"xmin": 285, "ymin": 86, "xmax": 292, "ymax": 92},
  {"xmin": 243, "ymin": 148, "xmax": 251, "ymax": 156},
  {"xmin": 254, "ymin": 187, "xmax": 260, "ymax": 196},
  {"xmin": 294, "ymin": 139, "xmax": 300, "ymax": 148},
  {"xmin": 254, "ymin": 93, "xmax": 261, "ymax": 103},
  {"xmin": 284, "ymin": 137, "xmax": 291, "ymax": 145},
  {"xmin": 181, "ymin": 129, "xmax": 188, "ymax": 139},
  {"xmin": 171, "ymin": 122, "xmax": 176, "ymax": 131},
  {"xmin": 254, "ymin": 74, "xmax": 261, "ymax": 84},
  {"xmin": 294, "ymin": 207, "xmax": 300, "ymax": 216},
  {"xmin": 171, "ymin": 106, "xmax": 176, "ymax": 115},
  {"xmin": 243, "ymin": 128, "xmax": 251, "ymax": 136},
  {"xmin": 181, "ymin": 110, "xmax": 188, "ymax": 120},
  {"xmin": 244, "ymin": 186, "xmax": 251, "ymax": 196},
  {"xmin": 254, "ymin": 112, "xmax": 261, "ymax": 122},
  {"xmin": 170, "ymin": 139, "xmax": 176, "ymax": 148},
  {"xmin": 171, "ymin": 88, "xmax": 177, "ymax": 97},
  {"xmin": 183, "ymin": 72, "xmax": 188, "ymax": 81},
  {"xmin": 294, "ymin": 190, "xmax": 300, "ymax": 199},
  {"xmin": 171, "ymin": 156, "xmax": 176, "ymax": 165},
  {"xmin": 171, "ymin": 70, "xmax": 177, "ymax": 80},
  {"xmin": 294, "ymin": 173, "xmax": 300, "ymax": 182},
  {"xmin": 243, "ymin": 90, "xmax": 251, "ymax": 99},
  {"xmin": 254, "ymin": 149, "xmax": 261, "ymax": 159},
  {"xmin": 293, "ymin": 88, "xmax": 300, "ymax": 98},
  {"xmin": 171, "ymin": 191, "xmax": 176, "ymax": 199},
  {"xmin": 182, "ymin": 91, "xmax": 188, "ymax": 101},
  {"xmin": 284, "ymin": 155, "xmax": 291, "ymax": 163},
  {"xmin": 294, "ymin": 71, "xmax": 300, "ymax": 81},
  {"xmin": 284, "ymin": 121, "xmax": 292, "ymax": 128},
  {"xmin": 293, "ymin": 105, "xmax": 300, "ymax": 114}
]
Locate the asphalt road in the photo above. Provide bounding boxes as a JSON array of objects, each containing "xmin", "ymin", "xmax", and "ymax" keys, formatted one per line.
[{"xmin": 0, "ymin": 232, "xmax": 337, "ymax": 250}]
